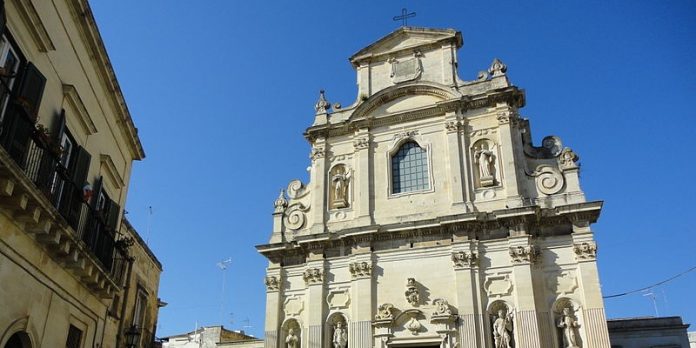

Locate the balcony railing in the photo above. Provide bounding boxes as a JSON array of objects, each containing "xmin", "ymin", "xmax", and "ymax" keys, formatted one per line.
[{"xmin": 0, "ymin": 98, "xmax": 125, "ymax": 282}]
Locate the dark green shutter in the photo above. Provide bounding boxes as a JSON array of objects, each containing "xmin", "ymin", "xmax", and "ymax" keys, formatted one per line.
[
  {"xmin": 51, "ymin": 109, "xmax": 66, "ymax": 144},
  {"xmin": 106, "ymin": 199, "xmax": 120, "ymax": 232},
  {"xmin": 0, "ymin": 0, "xmax": 6, "ymax": 36},
  {"xmin": 16, "ymin": 62, "xmax": 46, "ymax": 119},
  {"xmin": 66, "ymin": 146, "xmax": 91, "ymax": 230}
]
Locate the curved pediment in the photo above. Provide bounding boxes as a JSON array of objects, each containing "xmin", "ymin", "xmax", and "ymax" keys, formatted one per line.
[{"xmin": 350, "ymin": 82, "xmax": 459, "ymax": 120}]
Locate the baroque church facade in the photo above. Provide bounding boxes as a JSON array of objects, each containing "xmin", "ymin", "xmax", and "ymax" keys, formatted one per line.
[{"xmin": 257, "ymin": 27, "xmax": 611, "ymax": 348}]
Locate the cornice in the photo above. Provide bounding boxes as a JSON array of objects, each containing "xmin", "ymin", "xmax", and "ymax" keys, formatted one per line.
[
  {"xmin": 304, "ymin": 86, "xmax": 525, "ymax": 142},
  {"xmin": 256, "ymin": 201, "xmax": 602, "ymax": 263},
  {"xmin": 65, "ymin": 0, "xmax": 145, "ymax": 160},
  {"xmin": 9, "ymin": 0, "xmax": 56, "ymax": 51}
]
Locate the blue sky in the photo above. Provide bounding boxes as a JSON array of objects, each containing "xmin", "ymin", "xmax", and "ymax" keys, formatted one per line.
[{"xmin": 90, "ymin": 1, "xmax": 696, "ymax": 338}]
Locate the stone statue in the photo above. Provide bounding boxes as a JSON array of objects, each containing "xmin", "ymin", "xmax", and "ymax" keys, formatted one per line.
[
  {"xmin": 557, "ymin": 307, "xmax": 581, "ymax": 348},
  {"xmin": 474, "ymin": 145, "xmax": 496, "ymax": 186},
  {"xmin": 493, "ymin": 309, "xmax": 514, "ymax": 348},
  {"xmin": 331, "ymin": 166, "xmax": 350, "ymax": 208},
  {"xmin": 332, "ymin": 322, "xmax": 348, "ymax": 348},
  {"xmin": 285, "ymin": 328, "xmax": 299, "ymax": 348}
]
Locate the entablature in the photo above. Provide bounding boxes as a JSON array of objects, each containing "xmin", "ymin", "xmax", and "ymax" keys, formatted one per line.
[{"xmin": 257, "ymin": 201, "xmax": 602, "ymax": 265}]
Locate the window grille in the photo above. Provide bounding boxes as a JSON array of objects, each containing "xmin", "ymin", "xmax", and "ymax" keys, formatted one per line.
[{"xmin": 391, "ymin": 141, "xmax": 429, "ymax": 194}]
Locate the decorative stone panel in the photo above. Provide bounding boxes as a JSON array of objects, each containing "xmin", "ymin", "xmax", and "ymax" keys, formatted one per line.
[
  {"xmin": 264, "ymin": 275, "xmax": 280, "ymax": 291},
  {"xmin": 349, "ymin": 261, "xmax": 372, "ymax": 279},
  {"xmin": 509, "ymin": 245, "xmax": 540, "ymax": 264},
  {"xmin": 573, "ymin": 241, "xmax": 597, "ymax": 261},
  {"xmin": 451, "ymin": 251, "xmax": 478, "ymax": 268},
  {"xmin": 303, "ymin": 267, "xmax": 324, "ymax": 286}
]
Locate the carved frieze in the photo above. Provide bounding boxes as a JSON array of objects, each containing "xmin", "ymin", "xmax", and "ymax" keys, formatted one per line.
[
  {"xmin": 509, "ymin": 245, "xmax": 540, "ymax": 264},
  {"xmin": 349, "ymin": 261, "xmax": 372, "ymax": 279},
  {"xmin": 303, "ymin": 267, "xmax": 324, "ymax": 286},
  {"xmin": 264, "ymin": 275, "xmax": 280, "ymax": 291},
  {"xmin": 573, "ymin": 241, "xmax": 597, "ymax": 261},
  {"xmin": 451, "ymin": 251, "xmax": 478, "ymax": 268}
]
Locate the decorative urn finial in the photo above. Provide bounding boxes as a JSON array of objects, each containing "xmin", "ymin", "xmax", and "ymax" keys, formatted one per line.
[
  {"xmin": 488, "ymin": 58, "xmax": 507, "ymax": 77},
  {"xmin": 274, "ymin": 189, "xmax": 288, "ymax": 213},
  {"xmin": 314, "ymin": 90, "xmax": 330, "ymax": 114}
]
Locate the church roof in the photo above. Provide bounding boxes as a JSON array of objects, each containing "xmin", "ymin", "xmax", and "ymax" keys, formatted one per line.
[{"xmin": 349, "ymin": 27, "xmax": 462, "ymax": 67}]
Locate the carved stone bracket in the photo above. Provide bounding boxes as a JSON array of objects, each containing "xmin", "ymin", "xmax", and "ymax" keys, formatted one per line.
[
  {"xmin": 509, "ymin": 245, "xmax": 540, "ymax": 264},
  {"xmin": 573, "ymin": 241, "xmax": 597, "ymax": 261},
  {"xmin": 349, "ymin": 261, "xmax": 372, "ymax": 279},
  {"xmin": 265, "ymin": 275, "xmax": 280, "ymax": 291},
  {"xmin": 303, "ymin": 267, "xmax": 324, "ymax": 286},
  {"xmin": 451, "ymin": 251, "xmax": 478, "ymax": 268}
]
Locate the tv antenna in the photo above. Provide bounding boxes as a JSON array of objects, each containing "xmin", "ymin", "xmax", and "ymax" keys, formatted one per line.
[{"xmin": 217, "ymin": 258, "xmax": 232, "ymax": 323}]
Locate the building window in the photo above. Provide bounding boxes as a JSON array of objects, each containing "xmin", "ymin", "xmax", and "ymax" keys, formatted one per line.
[
  {"xmin": 65, "ymin": 325, "xmax": 83, "ymax": 348},
  {"xmin": 132, "ymin": 286, "xmax": 148, "ymax": 346},
  {"xmin": 0, "ymin": 34, "xmax": 21, "ymax": 121},
  {"xmin": 391, "ymin": 141, "xmax": 429, "ymax": 194}
]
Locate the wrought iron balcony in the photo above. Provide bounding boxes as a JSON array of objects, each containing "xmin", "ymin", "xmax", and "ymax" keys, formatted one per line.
[{"xmin": 0, "ymin": 98, "xmax": 126, "ymax": 297}]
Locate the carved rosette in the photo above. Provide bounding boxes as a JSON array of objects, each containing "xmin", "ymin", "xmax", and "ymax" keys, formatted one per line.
[
  {"xmin": 573, "ymin": 241, "xmax": 597, "ymax": 261},
  {"xmin": 303, "ymin": 267, "xmax": 324, "ymax": 286},
  {"xmin": 509, "ymin": 245, "xmax": 540, "ymax": 264},
  {"xmin": 353, "ymin": 137, "xmax": 369, "ymax": 150},
  {"xmin": 349, "ymin": 261, "xmax": 372, "ymax": 279},
  {"xmin": 451, "ymin": 251, "xmax": 478, "ymax": 268},
  {"xmin": 265, "ymin": 275, "xmax": 280, "ymax": 291}
]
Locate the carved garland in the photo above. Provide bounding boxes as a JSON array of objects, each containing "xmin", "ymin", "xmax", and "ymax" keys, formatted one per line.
[
  {"xmin": 573, "ymin": 241, "xmax": 597, "ymax": 261},
  {"xmin": 303, "ymin": 267, "xmax": 324, "ymax": 285},
  {"xmin": 265, "ymin": 276, "xmax": 280, "ymax": 291},
  {"xmin": 349, "ymin": 261, "xmax": 372, "ymax": 279},
  {"xmin": 451, "ymin": 251, "xmax": 478, "ymax": 268}
]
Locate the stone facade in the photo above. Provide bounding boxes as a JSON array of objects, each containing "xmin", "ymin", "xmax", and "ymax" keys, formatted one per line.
[
  {"xmin": 0, "ymin": 1, "xmax": 156, "ymax": 348},
  {"xmin": 257, "ymin": 27, "xmax": 611, "ymax": 348}
]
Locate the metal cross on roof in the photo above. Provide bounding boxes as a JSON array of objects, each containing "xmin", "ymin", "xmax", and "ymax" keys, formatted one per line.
[{"xmin": 393, "ymin": 8, "xmax": 416, "ymax": 26}]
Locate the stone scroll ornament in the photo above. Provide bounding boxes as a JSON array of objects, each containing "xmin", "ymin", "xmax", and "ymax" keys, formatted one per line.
[
  {"xmin": 557, "ymin": 306, "xmax": 582, "ymax": 348},
  {"xmin": 532, "ymin": 165, "xmax": 565, "ymax": 195},
  {"xmin": 283, "ymin": 180, "xmax": 310, "ymax": 230}
]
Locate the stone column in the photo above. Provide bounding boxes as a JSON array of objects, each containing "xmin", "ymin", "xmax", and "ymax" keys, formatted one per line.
[
  {"xmin": 349, "ymin": 239, "xmax": 374, "ymax": 348},
  {"xmin": 264, "ymin": 264, "xmax": 282, "ymax": 348},
  {"xmin": 496, "ymin": 106, "xmax": 525, "ymax": 208},
  {"xmin": 508, "ymin": 236, "xmax": 542, "ymax": 347},
  {"xmin": 309, "ymin": 138, "xmax": 327, "ymax": 234},
  {"xmin": 451, "ymin": 239, "xmax": 483, "ymax": 348},
  {"xmin": 304, "ymin": 253, "xmax": 326, "ymax": 347},
  {"xmin": 444, "ymin": 116, "xmax": 467, "ymax": 209},
  {"xmin": 353, "ymin": 130, "xmax": 372, "ymax": 226},
  {"xmin": 572, "ymin": 231, "xmax": 611, "ymax": 348}
]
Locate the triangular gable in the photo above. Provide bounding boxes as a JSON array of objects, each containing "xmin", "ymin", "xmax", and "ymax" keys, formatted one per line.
[{"xmin": 350, "ymin": 27, "xmax": 461, "ymax": 66}]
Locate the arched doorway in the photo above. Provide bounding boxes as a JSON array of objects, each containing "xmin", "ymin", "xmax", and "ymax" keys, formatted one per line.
[{"xmin": 3, "ymin": 332, "xmax": 31, "ymax": 348}]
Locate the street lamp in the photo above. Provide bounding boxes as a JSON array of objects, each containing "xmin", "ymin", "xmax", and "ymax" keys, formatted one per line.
[{"xmin": 124, "ymin": 325, "xmax": 141, "ymax": 348}]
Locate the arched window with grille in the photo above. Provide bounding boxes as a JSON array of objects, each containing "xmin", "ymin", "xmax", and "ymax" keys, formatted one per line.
[{"xmin": 391, "ymin": 141, "xmax": 430, "ymax": 194}]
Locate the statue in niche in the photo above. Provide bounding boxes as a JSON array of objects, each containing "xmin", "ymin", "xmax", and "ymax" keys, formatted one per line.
[
  {"xmin": 474, "ymin": 143, "xmax": 496, "ymax": 187},
  {"xmin": 557, "ymin": 307, "xmax": 581, "ymax": 348},
  {"xmin": 404, "ymin": 278, "xmax": 420, "ymax": 306},
  {"xmin": 285, "ymin": 328, "xmax": 299, "ymax": 348},
  {"xmin": 332, "ymin": 321, "xmax": 348, "ymax": 348},
  {"xmin": 330, "ymin": 165, "xmax": 351, "ymax": 209},
  {"xmin": 493, "ymin": 309, "xmax": 514, "ymax": 348}
]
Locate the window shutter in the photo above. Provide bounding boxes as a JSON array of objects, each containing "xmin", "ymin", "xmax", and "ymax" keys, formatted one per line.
[
  {"xmin": 51, "ymin": 109, "xmax": 66, "ymax": 144},
  {"xmin": 16, "ymin": 62, "xmax": 46, "ymax": 118},
  {"xmin": 0, "ymin": 0, "xmax": 6, "ymax": 36},
  {"xmin": 66, "ymin": 146, "xmax": 91, "ymax": 228},
  {"xmin": 91, "ymin": 176, "xmax": 103, "ymax": 210},
  {"xmin": 106, "ymin": 199, "xmax": 120, "ymax": 233}
]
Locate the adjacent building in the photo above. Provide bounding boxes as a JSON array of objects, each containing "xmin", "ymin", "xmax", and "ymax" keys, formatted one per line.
[
  {"xmin": 0, "ymin": 0, "xmax": 160, "ymax": 347},
  {"xmin": 161, "ymin": 326, "xmax": 260, "ymax": 348},
  {"xmin": 607, "ymin": 317, "xmax": 691, "ymax": 348},
  {"xmin": 256, "ymin": 27, "xmax": 611, "ymax": 347}
]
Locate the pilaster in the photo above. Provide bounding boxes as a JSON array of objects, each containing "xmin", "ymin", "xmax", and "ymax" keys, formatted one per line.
[
  {"xmin": 451, "ymin": 240, "xmax": 482, "ymax": 348},
  {"xmin": 264, "ymin": 264, "xmax": 282, "ymax": 348},
  {"xmin": 572, "ymin": 231, "xmax": 611, "ymax": 348},
  {"xmin": 508, "ymin": 236, "xmax": 542, "ymax": 348},
  {"xmin": 349, "ymin": 240, "xmax": 373, "ymax": 348},
  {"xmin": 444, "ymin": 116, "xmax": 466, "ymax": 209},
  {"xmin": 304, "ymin": 253, "xmax": 326, "ymax": 347},
  {"xmin": 353, "ymin": 129, "xmax": 372, "ymax": 225},
  {"xmin": 496, "ymin": 106, "xmax": 525, "ymax": 207},
  {"xmin": 309, "ymin": 138, "xmax": 327, "ymax": 234}
]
